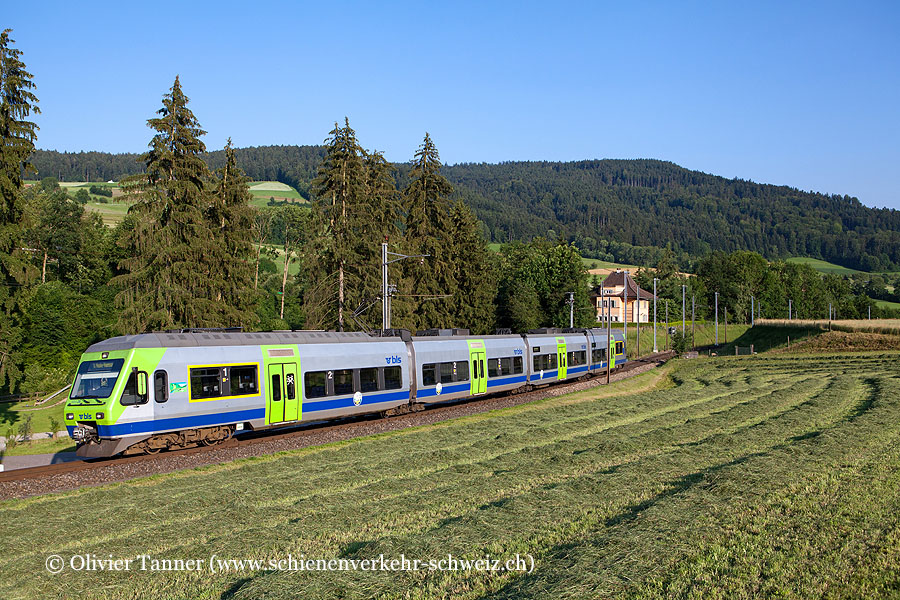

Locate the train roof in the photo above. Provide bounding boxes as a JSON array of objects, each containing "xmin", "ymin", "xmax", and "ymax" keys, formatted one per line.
[{"xmin": 86, "ymin": 330, "xmax": 401, "ymax": 352}]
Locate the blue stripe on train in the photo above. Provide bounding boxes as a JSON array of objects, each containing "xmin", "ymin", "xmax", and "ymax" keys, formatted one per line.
[
  {"xmin": 417, "ymin": 382, "xmax": 470, "ymax": 398},
  {"xmin": 98, "ymin": 389, "xmax": 411, "ymax": 437},
  {"xmin": 487, "ymin": 375, "xmax": 527, "ymax": 388},
  {"xmin": 98, "ymin": 407, "xmax": 266, "ymax": 437},
  {"xmin": 568, "ymin": 365, "xmax": 589, "ymax": 375},
  {"xmin": 304, "ymin": 389, "xmax": 410, "ymax": 412}
]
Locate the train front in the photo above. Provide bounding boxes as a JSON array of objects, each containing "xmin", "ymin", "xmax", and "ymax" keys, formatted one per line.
[{"xmin": 64, "ymin": 349, "xmax": 133, "ymax": 457}]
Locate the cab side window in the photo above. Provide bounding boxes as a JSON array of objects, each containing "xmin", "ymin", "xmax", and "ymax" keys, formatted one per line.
[{"xmin": 154, "ymin": 370, "xmax": 168, "ymax": 403}]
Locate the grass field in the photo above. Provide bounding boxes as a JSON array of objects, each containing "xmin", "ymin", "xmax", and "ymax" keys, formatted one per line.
[
  {"xmin": 786, "ymin": 256, "xmax": 862, "ymax": 274},
  {"xmin": 758, "ymin": 318, "xmax": 900, "ymax": 336},
  {"xmin": 2, "ymin": 436, "xmax": 75, "ymax": 456},
  {"xmin": 876, "ymin": 299, "xmax": 900, "ymax": 310},
  {"xmin": 0, "ymin": 399, "xmax": 66, "ymax": 438},
  {"xmin": 248, "ymin": 181, "xmax": 307, "ymax": 208},
  {"xmin": 2, "ymin": 351, "xmax": 900, "ymax": 599}
]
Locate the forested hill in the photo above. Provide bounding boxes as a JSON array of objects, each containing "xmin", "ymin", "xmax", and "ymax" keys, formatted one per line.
[{"xmin": 29, "ymin": 148, "xmax": 900, "ymax": 271}]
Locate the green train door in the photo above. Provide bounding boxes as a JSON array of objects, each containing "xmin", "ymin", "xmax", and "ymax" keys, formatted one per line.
[
  {"xmin": 556, "ymin": 337, "xmax": 567, "ymax": 380},
  {"xmin": 467, "ymin": 340, "xmax": 487, "ymax": 395},
  {"xmin": 609, "ymin": 336, "xmax": 616, "ymax": 369},
  {"xmin": 267, "ymin": 362, "xmax": 300, "ymax": 424}
]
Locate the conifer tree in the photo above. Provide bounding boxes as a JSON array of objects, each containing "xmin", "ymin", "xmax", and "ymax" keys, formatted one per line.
[
  {"xmin": 308, "ymin": 119, "xmax": 366, "ymax": 331},
  {"xmin": 0, "ymin": 29, "xmax": 39, "ymax": 390},
  {"xmin": 209, "ymin": 138, "xmax": 257, "ymax": 328},
  {"xmin": 114, "ymin": 77, "xmax": 233, "ymax": 332},
  {"xmin": 447, "ymin": 200, "xmax": 496, "ymax": 334},
  {"xmin": 397, "ymin": 133, "xmax": 455, "ymax": 331}
]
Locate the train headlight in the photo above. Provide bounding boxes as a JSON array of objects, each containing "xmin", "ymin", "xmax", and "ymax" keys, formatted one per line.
[
  {"xmin": 66, "ymin": 413, "xmax": 74, "ymax": 420},
  {"xmin": 95, "ymin": 412, "xmax": 105, "ymax": 420}
]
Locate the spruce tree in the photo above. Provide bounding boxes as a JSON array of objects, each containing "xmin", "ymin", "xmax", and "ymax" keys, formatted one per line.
[
  {"xmin": 398, "ymin": 133, "xmax": 455, "ymax": 331},
  {"xmin": 114, "ymin": 76, "xmax": 231, "ymax": 332},
  {"xmin": 308, "ymin": 119, "xmax": 366, "ymax": 331},
  {"xmin": 447, "ymin": 200, "xmax": 496, "ymax": 334},
  {"xmin": 209, "ymin": 138, "xmax": 257, "ymax": 328},
  {"xmin": 0, "ymin": 29, "xmax": 39, "ymax": 391}
]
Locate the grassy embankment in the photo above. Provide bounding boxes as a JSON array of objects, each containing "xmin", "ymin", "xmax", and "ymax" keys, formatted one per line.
[{"xmin": 2, "ymin": 350, "xmax": 900, "ymax": 599}]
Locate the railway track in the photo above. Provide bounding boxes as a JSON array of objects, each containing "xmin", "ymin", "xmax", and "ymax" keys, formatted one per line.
[{"xmin": 0, "ymin": 352, "xmax": 673, "ymax": 486}]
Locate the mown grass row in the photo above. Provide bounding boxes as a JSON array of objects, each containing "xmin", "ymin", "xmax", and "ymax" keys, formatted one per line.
[{"xmin": 0, "ymin": 354, "xmax": 898, "ymax": 599}]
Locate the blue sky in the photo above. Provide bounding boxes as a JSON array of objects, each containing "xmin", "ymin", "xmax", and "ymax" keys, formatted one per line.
[{"xmin": 6, "ymin": 1, "xmax": 900, "ymax": 209}]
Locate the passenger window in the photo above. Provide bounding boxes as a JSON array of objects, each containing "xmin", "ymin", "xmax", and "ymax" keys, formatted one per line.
[
  {"xmin": 480, "ymin": 360, "xmax": 485, "ymax": 379},
  {"xmin": 384, "ymin": 366, "xmax": 402, "ymax": 390},
  {"xmin": 457, "ymin": 361, "xmax": 469, "ymax": 382},
  {"xmin": 500, "ymin": 357, "xmax": 512, "ymax": 374},
  {"xmin": 440, "ymin": 362, "xmax": 454, "ymax": 384},
  {"xmin": 513, "ymin": 356, "xmax": 523, "ymax": 374},
  {"xmin": 190, "ymin": 367, "xmax": 221, "ymax": 400},
  {"xmin": 230, "ymin": 365, "xmax": 259, "ymax": 396},
  {"xmin": 423, "ymin": 363, "xmax": 436, "ymax": 386},
  {"xmin": 154, "ymin": 370, "xmax": 168, "ymax": 403},
  {"xmin": 271, "ymin": 374, "xmax": 282, "ymax": 401},
  {"xmin": 360, "ymin": 368, "xmax": 378, "ymax": 393},
  {"xmin": 304, "ymin": 371, "xmax": 326, "ymax": 398},
  {"xmin": 549, "ymin": 354, "xmax": 557, "ymax": 369},
  {"xmin": 334, "ymin": 369, "xmax": 354, "ymax": 396},
  {"xmin": 488, "ymin": 358, "xmax": 499, "ymax": 378}
]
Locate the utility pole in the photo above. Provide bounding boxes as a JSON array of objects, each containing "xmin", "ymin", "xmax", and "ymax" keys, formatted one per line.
[
  {"xmin": 606, "ymin": 279, "xmax": 611, "ymax": 384},
  {"xmin": 665, "ymin": 300, "xmax": 669, "ymax": 351},
  {"xmin": 868, "ymin": 305, "xmax": 871, "ymax": 320},
  {"xmin": 724, "ymin": 306, "xmax": 728, "ymax": 344},
  {"xmin": 566, "ymin": 292, "xmax": 574, "ymax": 328},
  {"xmin": 751, "ymin": 296, "xmax": 755, "ymax": 327},
  {"xmin": 382, "ymin": 242, "xmax": 428, "ymax": 331},
  {"xmin": 635, "ymin": 278, "xmax": 641, "ymax": 358},
  {"xmin": 789, "ymin": 299, "xmax": 792, "ymax": 320},
  {"xmin": 715, "ymin": 292, "xmax": 719, "ymax": 346},
  {"xmin": 652, "ymin": 278, "xmax": 658, "ymax": 353},
  {"xmin": 691, "ymin": 295, "xmax": 695, "ymax": 350},
  {"xmin": 681, "ymin": 284, "xmax": 686, "ymax": 335},
  {"xmin": 623, "ymin": 271, "xmax": 628, "ymax": 359}
]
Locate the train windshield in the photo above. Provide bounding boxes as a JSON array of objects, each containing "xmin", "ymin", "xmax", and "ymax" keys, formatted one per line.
[{"xmin": 70, "ymin": 359, "xmax": 125, "ymax": 400}]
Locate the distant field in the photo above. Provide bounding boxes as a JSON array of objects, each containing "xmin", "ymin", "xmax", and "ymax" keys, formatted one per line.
[
  {"xmin": 758, "ymin": 318, "xmax": 900, "ymax": 336},
  {"xmin": 875, "ymin": 299, "xmax": 900, "ymax": 310},
  {"xmin": 786, "ymin": 257, "xmax": 862, "ymax": 275},
  {"xmin": 84, "ymin": 201, "xmax": 130, "ymax": 226},
  {"xmin": 248, "ymin": 180, "xmax": 306, "ymax": 208},
  {"xmin": 3, "ymin": 353, "xmax": 900, "ymax": 598}
]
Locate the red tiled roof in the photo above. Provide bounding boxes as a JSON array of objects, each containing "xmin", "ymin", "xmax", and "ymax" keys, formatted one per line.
[{"xmin": 589, "ymin": 271, "xmax": 656, "ymax": 300}]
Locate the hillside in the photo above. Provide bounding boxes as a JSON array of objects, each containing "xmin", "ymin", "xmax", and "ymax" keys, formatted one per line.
[{"xmin": 28, "ymin": 148, "xmax": 900, "ymax": 271}]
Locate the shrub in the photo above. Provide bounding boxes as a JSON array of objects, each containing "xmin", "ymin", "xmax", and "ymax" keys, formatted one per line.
[
  {"xmin": 671, "ymin": 330, "xmax": 690, "ymax": 354},
  {"xmin": 18, "ymin": 415, "xmax": 33, "ymax": 443}
]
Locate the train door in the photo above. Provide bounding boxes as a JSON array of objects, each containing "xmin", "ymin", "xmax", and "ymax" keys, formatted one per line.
[
  {"xmin": 467, "ymin": 340, "xmax": 487, "ymax": 395},
  {"xmin": 266, "ymin": 362, "xmax": 300, "ymax": 424},
  {"xmin": 609, "ymin": 336, "xmax": 616, "ymax": 369},
  {"xmin": 556, "ymin": 337, "xmax": 567, "ymax": 380}
]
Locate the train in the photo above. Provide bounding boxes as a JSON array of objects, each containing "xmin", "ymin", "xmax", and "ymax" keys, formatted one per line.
[{"xmin": 64, "ymin": 327, "xmax": 627, "ymax": 457}]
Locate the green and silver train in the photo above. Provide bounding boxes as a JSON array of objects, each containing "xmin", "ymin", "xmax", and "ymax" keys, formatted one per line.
[{"xmin": 65, "ymin": 327, "xmax": 626, "ymax": 457}]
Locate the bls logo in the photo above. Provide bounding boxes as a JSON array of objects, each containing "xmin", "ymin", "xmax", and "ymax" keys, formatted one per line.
[
  {"xmin": 79, "ymin": 413, "xmax": 92, "ymax": 420},
  {"xmin": 385, "ymin": 355, "xmax": 402, "ymax": 365},
  {"xmin": 513, "ymin": 348, "xmax": 524, "ymax": 356}
]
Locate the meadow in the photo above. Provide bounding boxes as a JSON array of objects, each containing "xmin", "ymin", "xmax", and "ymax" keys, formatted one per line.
[{"xmin": 2, "ymin": 351, "xmax": 899, "ymax": 599}]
